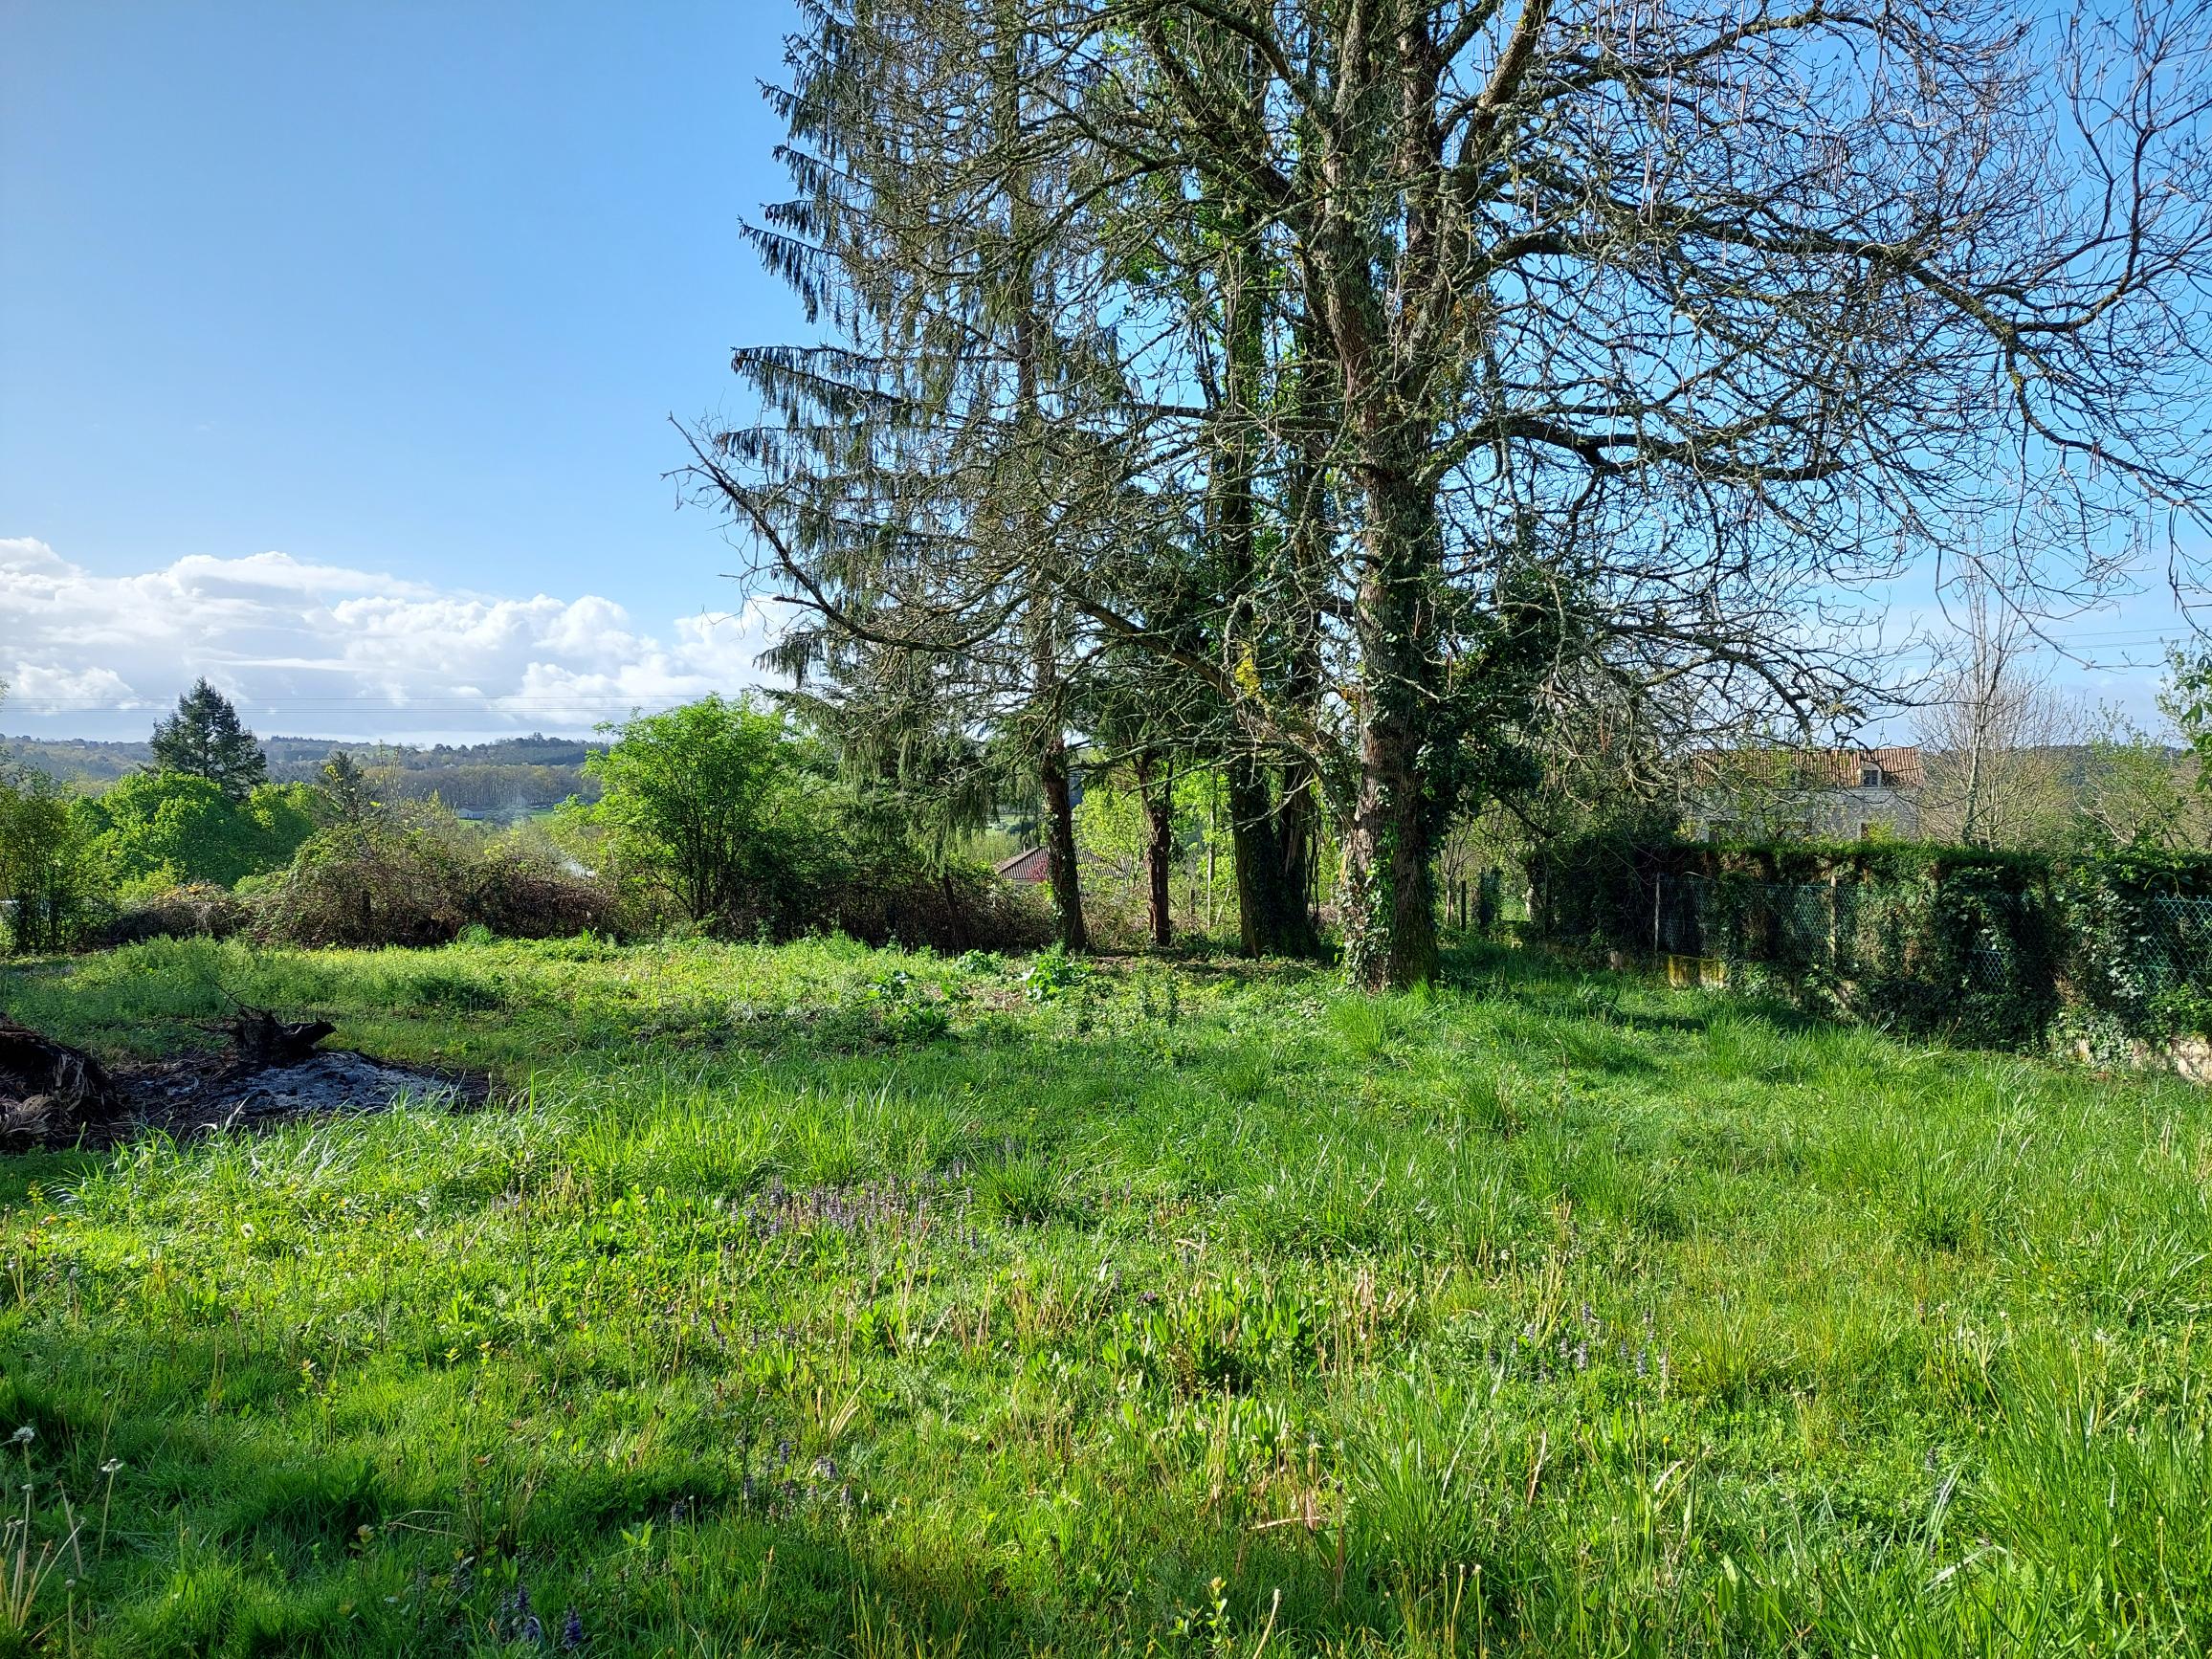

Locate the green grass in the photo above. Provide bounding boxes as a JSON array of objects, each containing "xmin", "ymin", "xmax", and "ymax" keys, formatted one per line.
[{"xmin": 0, "ymin": 933, "xmax": 2208, "ymax": 1654}]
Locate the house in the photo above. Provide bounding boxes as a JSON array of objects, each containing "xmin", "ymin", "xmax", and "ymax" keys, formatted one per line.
[
  {"xmin": 991, "ymin": 846, "xmax": 1120, "ymax": 885},
  {"xmin": 1686, "ymin": 745, "xmax": 1926, "ymax": 842},
  {"xmin": 992, "ymin": 847, "xmax": 1053, "ymax": 884}
]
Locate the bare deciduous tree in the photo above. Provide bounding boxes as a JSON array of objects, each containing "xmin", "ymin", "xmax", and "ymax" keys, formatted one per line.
[{"xmin": 1914, "ymin": 580, "xmax": 2087, "ymax": 848}]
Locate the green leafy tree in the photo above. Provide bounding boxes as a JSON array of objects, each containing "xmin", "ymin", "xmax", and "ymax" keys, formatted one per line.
[
  {"xmin": 585, "ymin": 697, "xmax": 844, "ymax": 933},
  {"xmin": 2161, "ymin": 648, "xmax": 2212, "ymax": 782},
  {"xmin": 0, "ymin": 678, "xmax": 110, "ymax": 949},
  {"xmin": 149, "ymin": 679, "xmax": 267, "ymax": 801},
  {"xmin": 80, "ymin": 773, "xmax": 320, "ymax": 891},
  {"xmin": 2074, "ymin": 719, "xmax": 2198, "ymax": 851},
  {"xmin": 0, "ymin": 767, "xmax": 107, "ymax": 953}
]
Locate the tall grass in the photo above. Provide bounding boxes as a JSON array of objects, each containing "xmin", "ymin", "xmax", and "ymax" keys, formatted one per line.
[{"xmin": 0, "ymin": 934, "xmax": 2204, "ymax": 1652}]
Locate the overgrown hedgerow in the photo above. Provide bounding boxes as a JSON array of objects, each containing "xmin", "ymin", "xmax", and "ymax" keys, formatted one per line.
[
  {"xmin": 251, "ymin": 825, "xmax": 621, "ymax": 948},
  {"xmin": 1534, "ymin": 830, "xmax": 2212, "ymax": 1049}
]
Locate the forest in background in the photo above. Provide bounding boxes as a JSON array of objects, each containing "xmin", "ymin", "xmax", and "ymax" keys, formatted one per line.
[{"xmin": 2, "ymin": 732, "xmax": 603, "ymax": 818}]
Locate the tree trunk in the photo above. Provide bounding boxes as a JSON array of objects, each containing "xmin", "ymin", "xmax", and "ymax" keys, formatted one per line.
[
  {"xmin": 1272, "ymin": 759, "xmax": 1323, "ymax": 957},
  {"xmin": 1008, "ymin": 155, "xmax": 1085, "ymax": 954},
  {"xmin": 1341, "ymin": 729, "xmax": 1439, "ymax": 988},
  {"xmin": 1224, "ymin": 758, "xmax": 1323, "ymax": 958},
  {"xmin": 1135, "ymin": 752, "xmax": 1174, "ymax": 948},
  {"xmin": 1340, "ymin": 720, "xmax": 1439, "ymax": 989},
  {"xmin": 1226, "ymin": 756, "xmax": 1284, "ymax": 957},
  {"xmin": 1339, "ymin": 473, "xmax": 1443, "ymax": 991},
  {"xmin": 1206, "ymin": 180, "xmax": 1327, "ymax": 961},
  {"xmin": 1038, "ymin": 725, "xmax": 1087, "ymax": 954},
  {"xmin": 1269, "ymin": 307, "xmax": 1333, "ymax": 962}
]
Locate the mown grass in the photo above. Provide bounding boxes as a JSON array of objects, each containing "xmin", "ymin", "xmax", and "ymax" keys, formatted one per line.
[{"xmin": 0, "ymin": 933, "xmax": 2208, "ymax": 1655}]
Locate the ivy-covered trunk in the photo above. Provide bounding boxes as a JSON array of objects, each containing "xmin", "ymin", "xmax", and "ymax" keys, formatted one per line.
[
  {"xmin": 1226, "ymin": 758, "xmax": 1286, "ymax": 957},
  {"xmin": 1225, "ymin": 758, "xmax": 1324, "ymax": 959},
  {"xmin": 1339, "ymin": 471, "xmax": 1442, "ymax": 991},
  {"xmin": 1315, "ymin": 94, "xmax": 1448, "ymax": 988},
  {"xmin": 1272, "ymin": 760, "xmax": 1324, "ymax": 958},
  {"xmin": 1340, "ymin": 718, "xmax": 1439, "ymax": 990}
]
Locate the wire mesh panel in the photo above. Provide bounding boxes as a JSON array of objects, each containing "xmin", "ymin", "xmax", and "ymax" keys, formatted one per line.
[
  {"xmin": 1617, "ymin": 866, "xmax": 2212, "ymax": 1047},
  {"xmin": 1653, "ymin": 874, "xmax": 1708, "ymax": 957},
  {"xmin": 2136, "ymin": 896, "xmax": 2212, "ymax": 996}
]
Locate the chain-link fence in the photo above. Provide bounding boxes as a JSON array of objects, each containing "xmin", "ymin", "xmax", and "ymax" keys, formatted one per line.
[
  {"xmin": 2134, "ymin": 895, "xmax": 2212, "ymax": 999},
  {"xmin": 1648, "ymin": 871, "xmax": 2051, "ymax": 1017},
  {"xmin": 1529, "ymin": 832, "xmax": 2212, "ymax": 1050}
]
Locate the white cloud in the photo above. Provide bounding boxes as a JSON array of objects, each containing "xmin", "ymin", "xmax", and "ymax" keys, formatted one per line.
[{"xmin": 0, "ymin": 537, "xmax": 778, "ymax": 740}]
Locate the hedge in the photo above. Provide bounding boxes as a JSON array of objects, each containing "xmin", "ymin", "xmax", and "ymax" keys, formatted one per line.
[{"xmin": 1527, "ymin": 831, "xmax": 2212, "ymax": 1051}]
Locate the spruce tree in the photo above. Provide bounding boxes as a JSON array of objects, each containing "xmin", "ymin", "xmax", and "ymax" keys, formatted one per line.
[{"xmin": 149, "ymin": 680, "xmax": 267, "ymax": 802}]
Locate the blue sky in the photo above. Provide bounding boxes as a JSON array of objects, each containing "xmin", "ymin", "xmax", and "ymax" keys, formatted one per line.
[
  {"xmin": 3, "ymin": 0, "xmax": 804, "ymax": 740},
  {"xmin": 0, "ymin": 0, "xmax": 2198, "ymax": 743}
]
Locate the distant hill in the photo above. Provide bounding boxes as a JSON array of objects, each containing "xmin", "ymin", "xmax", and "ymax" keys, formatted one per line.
[
  {"xmin": 0, "ymin": 735, "xmax": 149, "ymax": 785},
  {"xmin": 3, "ymin": 732, "xmax": 605, "ymax": 818}
]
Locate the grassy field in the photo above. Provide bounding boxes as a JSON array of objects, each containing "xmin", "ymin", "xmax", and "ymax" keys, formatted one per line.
[{"xmin": 0, "ymin": 935, "xmax": 2207, "ymax": 1655}]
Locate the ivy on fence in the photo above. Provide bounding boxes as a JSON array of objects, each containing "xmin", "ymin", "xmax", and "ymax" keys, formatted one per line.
[{"xmin": 1528, "ymin": 832, "xmax": 2212, "ymax": 1051}]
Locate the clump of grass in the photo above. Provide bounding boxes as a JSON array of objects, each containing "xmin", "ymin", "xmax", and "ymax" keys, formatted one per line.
[{"xmin": 977, "ymin": 1157, "xmax": 1069, "ymax": 1227}]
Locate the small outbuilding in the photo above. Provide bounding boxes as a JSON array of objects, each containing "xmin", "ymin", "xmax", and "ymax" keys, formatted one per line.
[{"xmin": 992, "ymin": 847, "xmax": 1053, "ymax": 884}]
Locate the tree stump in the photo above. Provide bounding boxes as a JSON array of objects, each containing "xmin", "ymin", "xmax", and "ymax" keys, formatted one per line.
[
  {"xmin": 0, "ymin": 1015, "xmax": 125, "ymax": 1144},
  {"xmin": 221, "ymin": 1009, "xmax": 337, "ymax": 1069}
]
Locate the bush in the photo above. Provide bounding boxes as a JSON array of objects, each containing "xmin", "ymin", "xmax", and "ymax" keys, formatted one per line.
[
  {"xmin": 817, "ymin": 861, "xmax": 1055, "ymax": 954},
  {"xmin": 96, "ymin": 882, "xmax": 251, "ymax": 946},
  {"xmin": 252, "ymin": 827, "xmax": 622, "ymax": 949},
  {"xmin": 253, "ymin": 828, "xmax": 468, "ymax": 948},
  {"xmin": 459, "ymin": 848, "xmax": 624, "ymax": 940}
]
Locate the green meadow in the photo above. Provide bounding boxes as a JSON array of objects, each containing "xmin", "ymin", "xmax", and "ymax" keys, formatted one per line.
[{"xmin": 0, "ymin": 935, "xmax": 2207, "ymax": 1655}]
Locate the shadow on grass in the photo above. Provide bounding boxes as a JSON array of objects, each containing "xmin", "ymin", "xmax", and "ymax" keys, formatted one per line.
[
  {"xmin": 1442, "ymin": 936, "xmax": 1843, "ymax": 1040},
  {"xmin": 0, "ymin": 1316, "xmax": 1435, "ymax": 1657},
  {"xmin": 0, "ymin": 1148, "xmax": 104, "ymax": 1205}
]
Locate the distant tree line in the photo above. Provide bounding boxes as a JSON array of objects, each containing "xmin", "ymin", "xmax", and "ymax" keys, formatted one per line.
[{"xmin": 2, "ymin": 731, "xmax": 605, "ymax": 801}]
